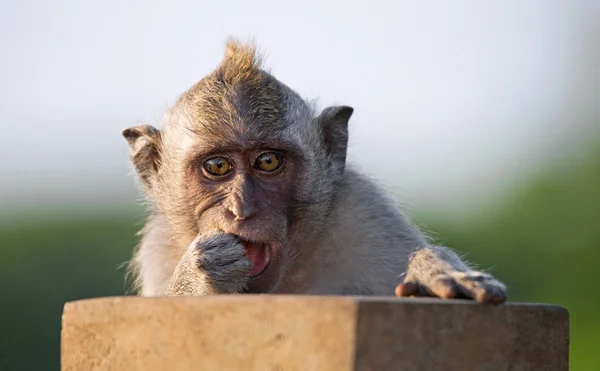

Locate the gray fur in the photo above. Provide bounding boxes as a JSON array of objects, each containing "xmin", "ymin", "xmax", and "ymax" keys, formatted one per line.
[
  {"xmin": 166, "ymin": 234, "xmax": 250, "ymax": 296},
  {"xmin": 123, "ymin": 40, "xmax": 507, "ymax": 304}
]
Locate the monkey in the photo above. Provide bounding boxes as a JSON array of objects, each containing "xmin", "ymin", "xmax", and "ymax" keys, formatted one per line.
[{"xmin": 122, "ymin": 39, "xmax": 507, "ymax": 304}]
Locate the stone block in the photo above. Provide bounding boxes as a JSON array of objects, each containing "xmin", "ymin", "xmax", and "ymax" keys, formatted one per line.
[{"xmin": 61, "ymin": 296, "xmax": 569, "ymax": 370}]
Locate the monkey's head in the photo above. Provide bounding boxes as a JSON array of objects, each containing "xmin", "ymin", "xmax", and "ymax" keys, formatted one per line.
[{"xmin": 123, "ymin": 40, "xmax": 353, "ymax": 293}]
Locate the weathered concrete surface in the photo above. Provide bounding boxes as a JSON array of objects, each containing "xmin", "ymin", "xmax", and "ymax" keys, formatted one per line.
[{"xmin": 61, "ymin": 296, "xmax": 569, "ymax": 371}]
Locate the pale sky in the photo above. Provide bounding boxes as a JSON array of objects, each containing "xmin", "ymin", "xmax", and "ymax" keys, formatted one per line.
[{"xmin": 1, "ymin": 0, "xmax": 598, "ymax": 212}]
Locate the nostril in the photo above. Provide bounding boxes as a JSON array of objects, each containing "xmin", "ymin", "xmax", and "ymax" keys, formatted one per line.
[
  {"xmin": 227, "ymin": 192, "xmax": 257, "ymax": 221},
  {"xmin": 234, "ymin": 213, "xmax": 247, "ymax": 221},
  {"xmin": 228, "ymin": 205, "xmax": 256, "ymax": 221},
  {"xmin": 236, "ymin": 210, "xmax": 257, "ymax": 221}
]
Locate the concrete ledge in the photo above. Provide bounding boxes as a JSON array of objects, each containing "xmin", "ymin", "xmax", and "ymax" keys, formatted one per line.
[{"xmin": 61, "ymin": 296, "xmax": 569, "ymax": 371}]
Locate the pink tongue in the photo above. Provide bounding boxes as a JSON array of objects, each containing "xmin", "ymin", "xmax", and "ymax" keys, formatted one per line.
[{"xmin": 243, "ymin": 242, "xmax": 268, "ymax": 276}]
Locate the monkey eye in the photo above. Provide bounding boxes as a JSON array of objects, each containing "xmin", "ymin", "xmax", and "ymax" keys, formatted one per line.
[
  {"xmin": 204, "ymin": 157, "xmax": 233, "ymax": 176},
  {"xmin": 254, "ymin": 152, "xmax": 283, "ymax": 173}
]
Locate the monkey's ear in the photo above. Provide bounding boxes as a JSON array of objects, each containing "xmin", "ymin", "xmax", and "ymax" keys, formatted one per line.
[
  {"xmin": 122, "ymin": 125, "xmax": 162, "ymax": 187},
  {"xmin": 318, "ymin": 106, "xmax": 353, "ymax": 174}
]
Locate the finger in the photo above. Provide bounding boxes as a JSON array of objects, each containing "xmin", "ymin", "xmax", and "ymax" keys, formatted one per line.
[
  {"xmin": 475, "ymin": 285, "xmax": 507, "ymax": 304},
  {"xmin": 453, "ymin": 278, "xmax": 507, "ymax": 304},
  {"xmin": 396, "ymin": 282, "xmax": 437, "ymax": 298},
  {"xmin": 428, "ymin": 276, "xmax": 459, "ymax": 299},
  {"xmin": 395, "ymin": 282, "xmax": 419, "ymax": 297}
]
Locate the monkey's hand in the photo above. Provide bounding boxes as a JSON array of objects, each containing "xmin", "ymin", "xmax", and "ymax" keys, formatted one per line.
[
  {"xmin": 394, "ymin": 246, "xmax": 507, "ymax": 304},
  {"xmin": 166, "ymin": 233, "xmax": 251, "ymax": 296}
]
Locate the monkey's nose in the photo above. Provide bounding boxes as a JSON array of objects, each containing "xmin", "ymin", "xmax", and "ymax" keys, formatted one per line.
[
  {"xmin": 226, "ymin": 192, "xmax": 257, "ymax": 221},
  {"xmin": 228, "ymin": 203, "xmax": 257, "ymax": 221}
]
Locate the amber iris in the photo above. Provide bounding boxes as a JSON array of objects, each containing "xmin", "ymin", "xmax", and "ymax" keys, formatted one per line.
[
  {"xmin": 255, "ymin": 152, "xmax": 282, "ymax": 172},
  {"xmin": 204, "ymin": 157, "xmax": 232, "ymax": 176}
]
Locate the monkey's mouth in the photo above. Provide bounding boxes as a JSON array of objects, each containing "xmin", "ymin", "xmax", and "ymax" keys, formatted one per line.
[
  {"xmin": 241, "ymin": 241, "xmax": 272, "ymax": 277},
  {"xmin": 237, "ymin": 239, "xmax": 280, "ymax": 293}
]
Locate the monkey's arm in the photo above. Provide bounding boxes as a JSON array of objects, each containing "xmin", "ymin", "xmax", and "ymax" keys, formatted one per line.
[
  {"xmin": 395, "ymin": 245, "xmax": 507, "ymax": 304},
  {"xmin": 166, "ymin": 234, "xmax": 250, "ymax": 296}
]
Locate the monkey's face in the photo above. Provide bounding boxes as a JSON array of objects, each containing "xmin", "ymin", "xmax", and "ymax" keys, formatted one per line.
[
  {"xmin": 124, "ymin": 100, "xmax": 353, "ymax": 293},
  {"xmin": 172, "ymin": 131, "xmax": 308, "ymax": 292}
]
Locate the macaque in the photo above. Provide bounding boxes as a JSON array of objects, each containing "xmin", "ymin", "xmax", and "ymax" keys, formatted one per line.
[{"xmin": 122, "ymin": 40, "xmax": 507, "ymax": 303}]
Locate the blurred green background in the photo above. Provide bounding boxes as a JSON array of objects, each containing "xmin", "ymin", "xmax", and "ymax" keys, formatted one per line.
[{"xmin": 0, "ymin": 140, "xmax": 598, "ymax": 371}]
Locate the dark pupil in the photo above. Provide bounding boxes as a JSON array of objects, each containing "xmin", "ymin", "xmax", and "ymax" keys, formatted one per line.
[
  {"xmin": 207, "ymin": 158, "xmax": 228, "ymax": 174},
  {"xmin": 263, "ymin": 156, "xmax": 272, "ymax": 164}
]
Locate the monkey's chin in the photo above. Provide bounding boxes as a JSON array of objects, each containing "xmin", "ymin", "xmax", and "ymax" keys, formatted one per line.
[{"xmin": 238, "ymin": 239, "xmax": 280, "ymax": 293}]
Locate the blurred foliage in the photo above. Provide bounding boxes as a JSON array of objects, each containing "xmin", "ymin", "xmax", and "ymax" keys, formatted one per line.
[
  {"xmin": 0, "ymin": 207, "xmax": 142, "ymax": 371},
  {"xmin": 1, "ymin": 144, "xmax": 599, "ymax": 370},
  {"xmin": 413, "ymin": 143, "xmax": 600, "ymax": 370}
]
